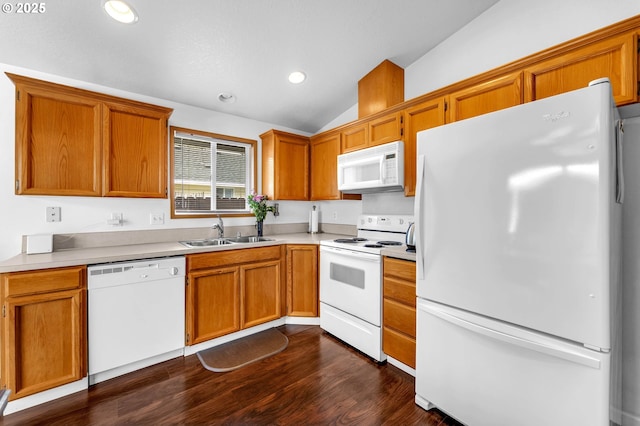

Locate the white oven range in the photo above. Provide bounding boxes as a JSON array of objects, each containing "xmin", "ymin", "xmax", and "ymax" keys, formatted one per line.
[{"xmin": 319, "ymin": 214, "xmax": 413, "ymax": 362}]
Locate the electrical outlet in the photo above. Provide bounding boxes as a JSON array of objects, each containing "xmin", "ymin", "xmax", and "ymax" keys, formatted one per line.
[
  {"xmin": 150, "ymin": 213, "xmax": 164, "ymax": 225},
  {"xmin": 107, "ymin": 212, "xmax": 123, "ymax": 226},
  {"xmin": 46, "ymin": 206, "xmax": 61, "ymax": 222},
  {"xmin": 332, "ymin": 211, "xmax": 338, "ymax": 221}
]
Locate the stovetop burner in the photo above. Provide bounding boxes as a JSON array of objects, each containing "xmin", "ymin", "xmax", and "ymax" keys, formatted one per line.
[
  {"xmin": 333, "ymin": 237, "xmax": 368, "ymax": 243},
  {"xmin": 364, "ymin": 244, "xmax": 383, "ymax": 248},
  {"xmin": 377, "ymin": 241, "xmax": 403, "ymax": 246}
]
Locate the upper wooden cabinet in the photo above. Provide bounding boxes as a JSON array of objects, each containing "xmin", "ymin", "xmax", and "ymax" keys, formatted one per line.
[
  {"xmin": 310, "ymin": 131, "xmax": 341, "ymax": 200},
  {"xmin": 103, "ymin": 101, "xmax": 171, "ymax": 198},
  {"xmin": 309, "ymin": 131, "xmax": 361, "ymax": 201},
  {"xmin": 1, "ymin": 266, "xmax": 87, "ymax": 401},
  {"xmin": 524, "ymin": 31, "xmax": 638, "ymax": 105},
  {"xmin": 261, "ymin": 129, "xmax": 309, "ymax": 200},
  {"xmin": 369, "ymin": 111, "xmax": 404, "ymax": 147},
  {"xmin": 358, "ymin": 59, "xmax": 404, "ymax": 118},
  {"xmin": 11, "ymin": 77, "xmax": 102, "ymax": 196},
  {"xmin": 341, "ymin": 122, "xmax": 368, "ymax": 153},
  {"xmin": 341, "ymin": 110, "xmax": 404, "ymax": 154},
  {"xmin": 448, "ymin": 71, "xmax": 524, "ymax": 122},
  {"xmin": 8, "ymin": 74, "xmax": 173, "ymax": 198},
  {"xmin": 403, "ymin": 98, "xmax": 446, "ymax": 197}
]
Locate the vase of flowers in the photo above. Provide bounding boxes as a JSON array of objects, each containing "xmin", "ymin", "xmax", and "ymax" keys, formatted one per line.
[{"xmin": 247, "ymin": 193, "xmax": 274, "ymax": 236}]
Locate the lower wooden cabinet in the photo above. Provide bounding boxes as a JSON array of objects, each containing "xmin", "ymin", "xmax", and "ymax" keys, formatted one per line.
[
  {"xmin": 186, "ymin": 246, "xmax": 284, "ymax": 345},
  {"xmin": 241, "ymin": 260, "xmax": 282, "ymax": 328},
  {"xmin": 285, "ymin": 244, "xmax": 318, "ymax": 317},
  {"xmin": 188, "ymin": 266, "xmax": 240, "ymax": 344},
  {"xmin": 1, "ymin": 266, "xmax": 87, "ymax": 401},
  {"xmin": 382, "ymin": 256, "xmax": 416, "ymax": 368}
]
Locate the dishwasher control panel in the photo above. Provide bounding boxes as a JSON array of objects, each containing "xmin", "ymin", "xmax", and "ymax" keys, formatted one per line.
[{"xmin": 88, "ymin": 257, "xmax": 185, "ymax": 289}]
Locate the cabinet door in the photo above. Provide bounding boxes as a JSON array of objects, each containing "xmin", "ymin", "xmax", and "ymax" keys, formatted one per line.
[
  {"xmin": 286, "ymin": 245, "xmax": 318, "ymax": 317},
  {"xmin": 369, "ymin": 111, "xmax": 404, "ymax": 147},
  {"xmin": 12, "ymin": 78, "xmax": 102, "ymax": 196},
  {"xmin": 449, "ymin": 71, "xmax": 523, "ymax": 122},
  {"xmin": 261, "ymin": 130, "xmax": 309, "ymax": 201},
  {"xmin": 341, "ymin": 122, "xmax": 368, "ymax": 153},
  {"xmin": 240, "ymin": 260, "xmax": 281, "ymax": 328},
  {"xmin": 310, "ymin": 132, "xmax": 340, "ymax": 200},
  {"xmin": 103, "ymin": 102, "xmax": 170, "ymax": 198},
  {"xmin": 275, "ymin": 134, "xmax": 309, "ymax": 200},
  {"xmin": 2, "ymin": 289, "xmax": 85, "ymax": 400},
  {"xmin": 187, "ymin": 267, "xmax": 240, "ymax": 345},
  {"xmin": 524, "ymin": 32, "xmax": 637, "ymax": 105},
  {"xmin": 403, "ymin": 98, "xmax": 446, "ymax": 196}
]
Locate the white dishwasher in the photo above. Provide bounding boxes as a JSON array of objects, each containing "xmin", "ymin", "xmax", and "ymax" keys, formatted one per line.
[{"xmin": 88, "ymin": 256, "xmax": 185, "ymax": 384}]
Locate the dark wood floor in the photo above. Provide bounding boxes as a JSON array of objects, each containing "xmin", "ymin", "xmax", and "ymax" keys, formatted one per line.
[{"xmin": 1, "ymin": 325, "xmax": 461, "ymax": 425}]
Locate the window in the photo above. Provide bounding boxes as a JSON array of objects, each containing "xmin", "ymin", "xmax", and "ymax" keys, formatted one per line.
[{"xmin": 170, "ymin": 126, "xmax": 257, "ymax": 218}]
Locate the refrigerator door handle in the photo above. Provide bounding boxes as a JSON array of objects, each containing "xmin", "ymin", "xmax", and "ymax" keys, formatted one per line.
[
  {"xmin": 615, "ymin": 119, "xmax": 624, "ymax": 204},
  {"xmin": 415, "ymin": 155, "xmax": 426, "ymax": 280},
  {"xmin": 421, "ymin": 301, "xmax": 602, "ymax": 369}
]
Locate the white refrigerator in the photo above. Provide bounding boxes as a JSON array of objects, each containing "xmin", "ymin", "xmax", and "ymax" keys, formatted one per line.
[{"xmin": 414, "ymin": 79, "xmax": 623, "ymax": 426}]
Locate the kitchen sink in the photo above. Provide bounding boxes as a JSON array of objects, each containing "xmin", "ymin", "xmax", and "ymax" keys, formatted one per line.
[
  {"xmin": 224, "ymin": 236, "xmax": 274, "ymax": 243},
  {"xmin": 179, "ymin": 239, "xmax": 234, "ymax": 248}
]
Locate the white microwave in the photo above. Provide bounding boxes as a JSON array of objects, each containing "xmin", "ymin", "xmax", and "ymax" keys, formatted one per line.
[{"xmin": 337, "ymin": 141, "xmax": 404, "ymax": 194}]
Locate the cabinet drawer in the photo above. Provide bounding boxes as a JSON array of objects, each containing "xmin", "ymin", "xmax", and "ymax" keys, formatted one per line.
[
  {"xmin": 2, "ymin": 266, "xmax": 86, "ymax": 297},
  {"xmin": 383, "ymin": 298, "xmax": 416, "ymax": 338},
  {"xmin": 383, "ymin": 326, "xmax": 416, "ymax": 368},
  {"xmin": 187, "ymin": 246, "xmax": 281, "ymax": 271},
  {"xmin": 383, "ymin": 276, "xmax": 416, "ymax": 307},
  {"xmin": 383, "ymin": 257, "xmax": 416, "ymax": 281}
]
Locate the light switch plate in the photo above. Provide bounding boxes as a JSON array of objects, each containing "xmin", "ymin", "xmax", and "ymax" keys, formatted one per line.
[{"xmin": 150, "ymin": 213, "xmax": 164, "ymax": 225}]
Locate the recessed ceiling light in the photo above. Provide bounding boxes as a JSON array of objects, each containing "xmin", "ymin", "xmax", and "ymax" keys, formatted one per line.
[
  {"xmin": 104, "ymin": 0, "xmax": 138, "ymax": 24},
  {"xmin": 288, "ymin": 71, "xmax": 306, "ymax": 84},
  {"xmin": 218, "ymin": 92, "xmax": 236, "ymax": 103}
]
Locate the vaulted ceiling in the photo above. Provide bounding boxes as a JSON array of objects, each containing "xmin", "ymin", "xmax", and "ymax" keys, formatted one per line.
[{"xmin": 0, "ymin": 0, "xmax": 499, "ymax": 133}]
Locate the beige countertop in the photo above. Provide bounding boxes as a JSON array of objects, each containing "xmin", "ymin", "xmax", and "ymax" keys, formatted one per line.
[
  {"xmin": 381, "ymin": 245, "xmax": 416, "ymax": 262},
  {"xmin": 0, "ymin": 232, "xmax": 347, "ymax": 273}
]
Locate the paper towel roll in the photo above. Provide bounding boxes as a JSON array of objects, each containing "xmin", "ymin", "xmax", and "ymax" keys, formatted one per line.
[{"xmin": 309, "ymin": 209, "xmax": 319, "ymax": 233}]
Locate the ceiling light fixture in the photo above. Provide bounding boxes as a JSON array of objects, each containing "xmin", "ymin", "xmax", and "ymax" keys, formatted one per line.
[
  {"xmin": 104, "ymin": 0, "xmax": 138, "ymax": 24},
  {"xmin": 288, "ymin": 71, "xmax": 306, "ymax": 84},
  {"xmin": 218, "ymin": 92, "xmax": 236, "ymax": 103}
]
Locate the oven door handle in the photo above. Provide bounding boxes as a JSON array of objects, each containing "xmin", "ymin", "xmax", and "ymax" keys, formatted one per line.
[{"xmin": 320, "ymin": 246, "xmax": 380, "ymax": 262}]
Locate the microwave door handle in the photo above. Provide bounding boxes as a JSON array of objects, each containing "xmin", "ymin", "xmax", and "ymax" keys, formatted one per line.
[{"xmin": 379, "ymin": 155, "xmax": 386, "ymax": 180}]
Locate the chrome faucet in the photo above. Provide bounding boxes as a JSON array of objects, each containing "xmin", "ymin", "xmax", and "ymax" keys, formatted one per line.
[{"xmin": 211, "ymin": 215, "xmax": 224, "ymax": 239}]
